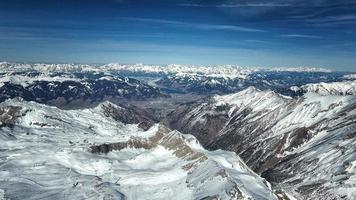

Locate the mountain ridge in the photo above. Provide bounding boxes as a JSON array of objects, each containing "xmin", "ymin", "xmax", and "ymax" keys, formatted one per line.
[
  {"xmin": 0, "ymin": 99, "xmax": 283, "ymax": 200},
  {"xmin": 164, "ymin": 86, "xmax": 356, "ymax": 199}
]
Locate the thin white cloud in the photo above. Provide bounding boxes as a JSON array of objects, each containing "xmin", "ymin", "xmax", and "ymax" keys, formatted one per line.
[
  {"xmin": 279, "ymin": 34, "xmax": 323, "ymax": 39},
  {"xmin": 120, "ymin": 17, "xmax": 266, "ymax": 33},
  {"xmin": 244, "ymin": 39, "xmax": 273, "ymax": 44},
  {"xmin": 306, "ymin": 14, "xmax": 356, "ymax": 26},
  {"xmin": 178, "ymin": 3, "xmax": 291, "ymax": 8}
]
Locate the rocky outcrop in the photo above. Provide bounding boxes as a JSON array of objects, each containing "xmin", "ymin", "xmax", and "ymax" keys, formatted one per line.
[
  {"xmin": 90, "ymin": 124, "xmax": 279, "ymax": 200},
  {"xmin": 164, "ymin": 99, "xmax": 231, "ymax": 145},
  {"xmin": 0, "ymin": 106, "xmax": 23, "ymax": 128},
  {"xmin": 101, "ymin": 102, "xmax": 158, "ymax": 130}
]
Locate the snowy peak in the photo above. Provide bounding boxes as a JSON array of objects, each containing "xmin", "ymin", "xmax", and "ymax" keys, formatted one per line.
[
  {"xmin": 268, "ymin": 67, "xmax": 332, "ymax": 73},
  {"xmin": 165, "ymin": 87, "xmax": 356, "ymax": 199},
  {"xmin": 292, "ymin": 80, "xmax": 356, "ymax": 95},
  {"xmin": 0, "ymin": 100, "xmax": 278, "ymax": 200},
  {"xmin": 214, "ymin": 87, "xmax": 291, "ymax": 113},
  {"xmin": 0, "ymin": 61, "xmax": 336, "ymax": 78},
  {"xmin": 89, "ymin": 124, "xmax": 278, "ymax": 200},
  {"xmin": 343, "ymin": 74, "xmax": 356, "ymax": 80}
]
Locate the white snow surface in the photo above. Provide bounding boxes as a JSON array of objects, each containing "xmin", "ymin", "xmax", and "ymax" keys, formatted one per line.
[
  {"xmin": 214, "ymin": 87, "xmax": 355, "ymax": 137},
  {"xmin": 268, "ymin": 67, "xmax": 332, "ymax": 72},
  {"xmin": 0, "ymin": 74, "xmax": 81, "ymax": 87},
  {"xmin": 0, "ymin": 62, "xmax": 335, "ymax": 79},
  {"xmin": 297, "ymin": 80, "xmax": 356, "ymax": 95},
  {"xmin": 214, "ymin": 87, "xmax": 291, "ymax": 116},
  {"xmin": 211, "ymin": 87, "xmax": 356, "ymax": 199},
  {"xmin": 343, "ymin": 74, "xmax": 356, "ymax": 80},
  {"xmin": 0, "ymin": 99, "xmax": 277, "ymax": 200}
]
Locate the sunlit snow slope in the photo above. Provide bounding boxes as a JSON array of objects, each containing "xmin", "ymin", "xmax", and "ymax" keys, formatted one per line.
[
  {"xmin": 291, "ymin": 80, "xmax": 356, "ymax": 95},
  {"xmin": 165, "ymin": 86, "xmax": 356, "ymax": 199},
  {"xmin": 0, "ymin": 99, "xmax": 278, "ymax": 200}
]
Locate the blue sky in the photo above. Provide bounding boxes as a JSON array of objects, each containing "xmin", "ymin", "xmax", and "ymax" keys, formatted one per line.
[{"xmin": 0, "ymin": 0, "xmax": 356, "ymax": 71}]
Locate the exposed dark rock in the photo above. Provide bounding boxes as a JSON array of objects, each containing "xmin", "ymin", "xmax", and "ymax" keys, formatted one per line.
[
  {"xmin": 101, "ymin": 102, "xmax": 158, "ymax": 130},
  {"xmin": 90, "ymin": 125, "xmax": 208, "ymax": 169},
  {"xmin": 0, "ymin": 106, "xmax": 23, "ymax": 128},
  {"xmin": 164, "ymin": 99, "xmax": 230, "ymax": 145}
]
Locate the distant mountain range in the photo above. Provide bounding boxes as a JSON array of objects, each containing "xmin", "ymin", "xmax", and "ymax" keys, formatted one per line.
[{"xmin": 1, "ymin": 62, "xmax": 355, "ymax": 101}]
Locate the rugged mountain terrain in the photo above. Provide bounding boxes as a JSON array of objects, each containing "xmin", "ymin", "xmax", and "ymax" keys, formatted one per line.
[
  {"xmin": 165, "ymin": 83, "xmax": 356, "ymax": 199},
  {"xmin": 100, "ymin": 102, "xmax": 158, "ymax": 130},
  {"xmin": 291, "ymin": 80, "xmax": 356, "ymax": 95},
  {"xmin": 0, "ymin": 99, "xmax": 283, "ymax": 200},
  {"xmin": 1, "ymin": 62, "xmax": 356, "ymax": 199},
  {"xmin": 156, "ymin": 71, "xmax": 349, "ymax": 96},
  {"xmin": 2, "ymin": 62, "xmax": 352, "ymax": 97},
  {"xmin": 0, "ymin": 72, "xmax": 166, "ymax": 107}
]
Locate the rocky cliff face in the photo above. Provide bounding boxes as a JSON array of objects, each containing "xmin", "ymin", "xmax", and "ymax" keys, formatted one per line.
[
  {"xmin": 165, "ymin": 86, "xmax": 356, "ymax": 199},
  {"xmin": 100, "ymin": 102, "xmax": 158, "ymax": 130}
]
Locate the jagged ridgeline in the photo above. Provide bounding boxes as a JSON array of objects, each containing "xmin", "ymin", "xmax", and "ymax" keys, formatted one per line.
[
  {"xmin": 165, "ymin": 86, "xmax": 356, "ymax": 199},
  {"xmin": 1, "ymin": 62, "xmax": 354, "ymax": 104}
]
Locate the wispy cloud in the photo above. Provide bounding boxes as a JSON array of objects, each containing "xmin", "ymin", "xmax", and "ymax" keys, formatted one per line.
[
  {"xmin": 279, "ymin": 34, "xmax": 323, "ymax": 39},
  {"xmin": 244, "ymin": 39, "xmax": 273, "ymax": 44},
  {"xmin": 120, "ymin": 17, "xmax": 266, "ymax": 33},
  {"xmin": 178, "ymin": 0, "xmax": 356, "ymax": 27},
  {"xmin": 178, "ymin": 0, "xmax": 356, "ymax": 9},
  {"xmin": 306, "ymin": 14, "xmax": 356, "ymax": 26},
  {"xmin": 178, "ymin": 3, "xmax": 292, "ymax": 8}
]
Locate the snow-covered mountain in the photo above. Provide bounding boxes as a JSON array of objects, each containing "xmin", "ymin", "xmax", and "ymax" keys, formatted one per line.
[
  {"xmin": 1, "ymin": 61, "xmax": 356, "ymax": 199},
  {"xmin": 1, "ymin": 62, "xmax": 353, "ymax": 97},
  {"xmin": 291, "ymin": 80, "xmax": 356, "ymax": 95},
  {"xmin": 0, "ymin": 99, "xmax": 282, "ymax": 200},
  {"xmin": 0, "ymin": 62, "xmax": 98, "ymax": 73},
  {"xmin": 104, "ymin": 63, "xmax": 256, "ymax": 79},
  {"xmin": 343, "ymin": 74, "xmax": 356, "ymax": 80},
  {"xmin": 165, "ymin": 87, "xmax": 356, "ymax": 199},
  {"xmin": 0, "ymin": 61, "xmax": 334, "ymax": 74},
  {"xmin": 156, "ymin": 71, "xmax": 350, "ymax": 95},
  {"xmin": 0, "ymin": 72, "xmax": 166, "ymax": 106}
]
